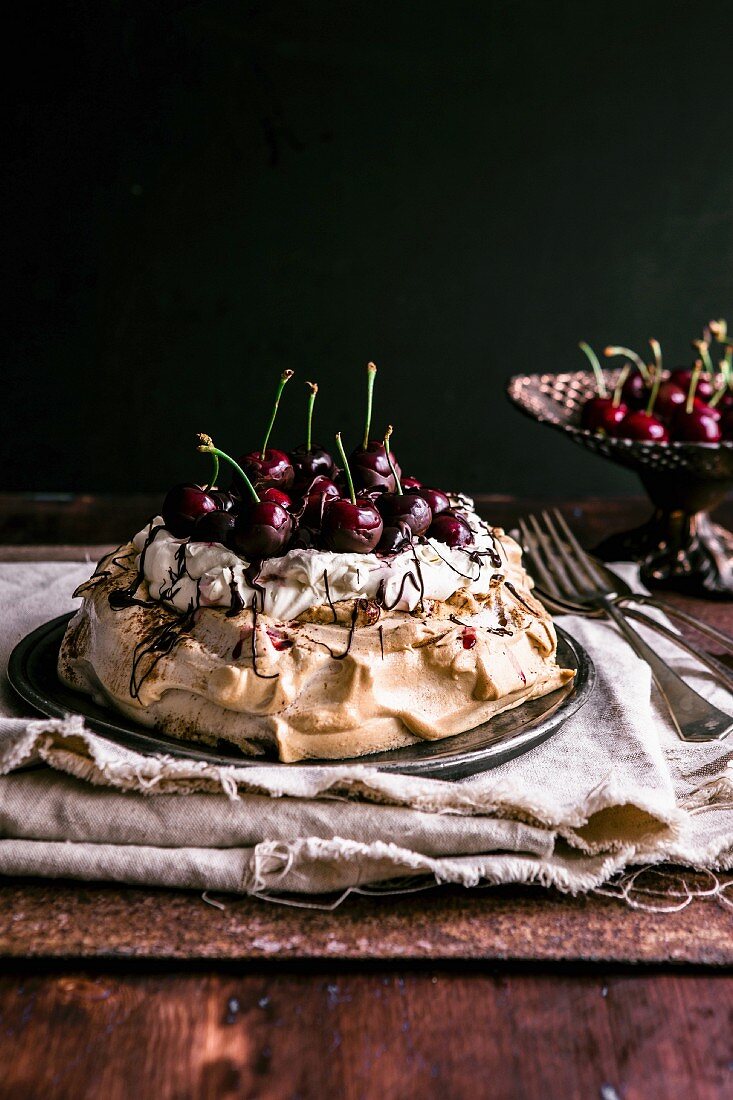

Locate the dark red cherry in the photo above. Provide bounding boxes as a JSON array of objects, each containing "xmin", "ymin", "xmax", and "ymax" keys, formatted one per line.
[
  {"xmin": 599, "ymin": 404, "xmax": 628, "ymax": 436},
  {"xmin": 416, "ymin": 486, "xmax": 451, "ymax": 515},
  {"xmin": 191, "ymin": 510, "xmax": 237, "ymax": 544},
  {"xmin": 354, "ymin": 485, "xmax": 387, "ymax": 504},
  {"xmin": 289, "ymin": 525, "xmax": 320, "ymax": 550},
  {"xmin": 260, "ymin": 486, "xmax": 292, "ymax": 508},
  {"xmin": 695, "ymin": 398, "xmax": 721, "ymax": 422},
  {"xmin": 231, "ymin": 502, "xmax": 293, "ymax": 559},
  {"xmin": 655, "ymin": 381, "xmax": 687, "ymax": 420},
  {"xmin": 289, "ymin": 444, "xmax": 335, "ymax": 489},
  {"xmin": 299, "ymin": 476, "xmax": 340, "ymax": 527},
  {"xmin": 321, "ymin": 498, "xmax": 383, "ymax": 553},
  {"xmin": 721, "ymin": 406, "xmax": 733, "ymax": 438},
  {"xmin": 428, "ymin": 512, "xmax": 474, "ymax": 548},
  {"xmin": 162, "ymin": 484, "xmax": 218, "ymax": 538},
  {"xmin": 208, "ymin": 489, "xmax": 236, "ymax": 513},
  {"xmin": 377, "ymin": 524, "xmax": 413, "ymax": 555},
  {"xmin": 621, "ymin": 372, "xmax": 649, "ymax": 409},
  {"xmin": 671, "ymin": 406, "xmax": 722, "ymax": 443},
  {"xmin": 376, "ymin": 493, "xmax": 432, "ymax": 536},
  {"xmin": 619, "ymin": 411, "xmax": 669, "ymax": 442},
  {"xmin": 401, "ymin": 475, "xmax": 422, "ymax": 491},
  {"xmin": 350, "ymin": 442, "xmax": 401, "ymax": 492},
  {"xmin": 581, "ymin": 397, "xmax": 628, "ymax": 435},
  {"xmin": 237, "ymin": 448, "xmax": 294, "ymax": 491},
  {"xmin": 671, "ymin": 369, "xmax": 715, "ymax": 403}
]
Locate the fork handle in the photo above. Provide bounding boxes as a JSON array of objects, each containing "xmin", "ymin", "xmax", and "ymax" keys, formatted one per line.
[
  {"xmin": 618, "ymin": 594, "xmax": 733, "ymax": 657},
  {"xmin": 600, "ymin": 597, "xmax": 733, "ymax": 742}
]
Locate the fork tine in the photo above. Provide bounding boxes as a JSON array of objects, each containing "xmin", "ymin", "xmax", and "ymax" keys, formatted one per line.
[
  {"xmin": 528, "ymin": 512, "xmax": 576, "ymax": 596},
  {"xmin": 518, "ymin": 518, "xmax": 563, "ymax": 599},
  {"xmin": 551, "ymin": 508, "xmax": 609, "ymax": 589},
  {"xmin": 539, "ymin": 510, "xmax": 596, "ymax": 600},
  {"xmin": 528, "ymin": 512, "xmax": 581, "ymax": 602}
]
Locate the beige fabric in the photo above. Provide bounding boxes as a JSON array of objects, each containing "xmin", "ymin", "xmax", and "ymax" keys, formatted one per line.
[{"xmin": 0, "ymin": 562, "xmax": 731, "ymax": 897}]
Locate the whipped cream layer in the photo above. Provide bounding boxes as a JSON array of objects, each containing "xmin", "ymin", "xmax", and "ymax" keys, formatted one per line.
[{"xmin": 135, "ymin": 495, "xmax": 520, "ymax": 622}]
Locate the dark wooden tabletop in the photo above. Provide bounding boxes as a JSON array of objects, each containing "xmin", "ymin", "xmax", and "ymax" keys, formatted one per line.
[{"xmin": 1, "ymin": 492, "xmax": 732, "ymax": 1100}]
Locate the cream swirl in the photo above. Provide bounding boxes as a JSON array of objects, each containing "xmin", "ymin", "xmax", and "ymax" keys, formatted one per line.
[{"xmin": 133, "ymin": 496, "xmax": 518, "ymax": 622}]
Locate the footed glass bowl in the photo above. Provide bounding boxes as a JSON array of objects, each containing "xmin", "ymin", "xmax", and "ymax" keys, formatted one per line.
[{"xmin": 507, "ymin": 368, "xmax": 733, "ymax": 598}]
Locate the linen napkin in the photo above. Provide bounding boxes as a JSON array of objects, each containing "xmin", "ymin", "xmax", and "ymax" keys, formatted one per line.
[{"xmin": 0, "ymin": 560, "xmax": 731, "ymax": 897}]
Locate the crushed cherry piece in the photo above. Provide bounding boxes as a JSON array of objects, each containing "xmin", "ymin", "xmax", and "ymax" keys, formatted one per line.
[{"xmin": 266, "ymin": 628, "xmax": 293, "ymax": 651}]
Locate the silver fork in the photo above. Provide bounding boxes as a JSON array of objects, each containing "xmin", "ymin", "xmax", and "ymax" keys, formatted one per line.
[{"xmin": 519, "ymin": 508, "xmax": 733, "ymax": 743}]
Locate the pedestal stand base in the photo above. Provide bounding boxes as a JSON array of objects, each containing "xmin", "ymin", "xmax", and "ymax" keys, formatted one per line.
[{"xmin": 594, "ymin": 510, "xmax": 733, "ymax": 599}]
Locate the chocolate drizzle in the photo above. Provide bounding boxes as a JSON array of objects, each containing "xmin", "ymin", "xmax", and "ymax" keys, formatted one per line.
[
  {"xmin": 479, "ymin": 525, "xmax": 503, "ymax": 569},
  {"xmin": 319, "ymin": 600, "xmax": 362, "ymax": 661},
  {"xmin": 244, "ymin": 562, "xmax": 267, "ymax": 611},
  {"xmin": 376, "ymin": 569, "xmax": 421, "ymax": 611},
  {"xmin": 128, "ymin": 603, "xmax": 197, "ymax": 699},
  {"xmin": 108, "ymin": 524, "xmax": 165, "ymax": 611},
  {"xmin": 378, "ymin": 624, "xmax": 385, "ymax": 661},
  {"xmin": 250, "ymin": 595, "xmax": 279, "ymax": 679},
  {"xmin": 226, "ymin": 575, "xmax": 245, "ymax": 618},
  {"xmin": 410, "ymin": 544, "xmax": 426, "ymax": 612},
  {"xmin": 78, "ymin": 549, "xmax": 136, "ymax": 597},
  {"xmin": 158, "ymin": 541, "xmax": 189, "ymax": 604},
  {"xmin": 449, "ymin": 614, "xmax": 513, "ymax": 637},
  {"xmin": 429, "ymin": 543, "xmax": 481, "ymax": 582},
  {"xmin": 323, "ymin": 569, "xmax": 338, "ymax": 623},
  {"xmin": 505, "ymin": 581, "xmax": 535, "ymax": 613}
]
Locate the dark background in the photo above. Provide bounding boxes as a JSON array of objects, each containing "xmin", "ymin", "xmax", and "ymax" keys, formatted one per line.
[{"xmin": 7, "ymin": 0, "xmax": 733, "ymax": 498}]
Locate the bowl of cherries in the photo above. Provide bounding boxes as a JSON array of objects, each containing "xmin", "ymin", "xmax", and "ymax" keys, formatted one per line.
[
  {"xmin": 160, "ymin": 363, "xmax": 469, "ymax": 573},
  {"xmin": 507, "ymin": 319, "xmax": 733, "ymax": 597}
]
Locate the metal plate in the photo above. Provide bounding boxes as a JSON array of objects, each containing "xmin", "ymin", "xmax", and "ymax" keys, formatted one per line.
[{"xmin": 8, "ymin": 614, "xmax": 595, "ymax": 781}]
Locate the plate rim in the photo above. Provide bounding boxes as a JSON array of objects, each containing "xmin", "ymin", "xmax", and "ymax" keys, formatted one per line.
[{"xmin": 7, "ymin": 612, "xmax": 595, "ymax": 780}]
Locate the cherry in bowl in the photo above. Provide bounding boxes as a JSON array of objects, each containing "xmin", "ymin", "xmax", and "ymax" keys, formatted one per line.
[
  {"xmin": 671, "ymin": 405, "xmax": 722, "ymax": 443},
  {"xmin": 581, "ymin": 397, "xmax": 628, "ymax": 436},
  {"xmin": 618, "ymin": 411, "xmax": 669, "ymax": 443}
]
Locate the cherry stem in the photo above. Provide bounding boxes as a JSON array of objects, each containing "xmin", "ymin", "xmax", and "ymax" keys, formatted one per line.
[
  {"xmin": 613, "ymin": 365, "xmax": 631, "ymax": 408},
  {"xmin": 305, "ymin": 381, "xmax": 318, "ymax": 453},
  {"xmin": 604, "ymin": 346, "xmax": 650, "ymax": 383},
  {"xmin": 686, "ymin": 361, "xmax": 702, "ymax": 415},
  {"xmin": 362, "ymin": 362, "xmax": 377, "ymax": 450},
  {"xmin": 709, "ymin": 318, "xmax": 728, "ymax": 344},
  {"xmin": 383, "ymin": 425, "xmax": 402, "ymax": 494},
  {"xmin": 197, "ymin": 434, "xmax": 259, "ymax": 504},
  {"xmin": 709, "ymin": 357, "xmax": 729, "ymax": 409},
  {"xmin": 649, "ymin": 339, "xmax": 662, "ymax": 375},
  {"xmin": 335, "ymin": 432, "xmax": 356, "ymax": 505},
  {"xmin": 261, "ymin": 370, "xmax": 294, "ymax": 460},
  {"xmin": 206, "ymin": 450, "xmax": 219, "ymax": 490},
  {"xmin": 578, "ymin": 343, "xmax": 607, "ymax": 398},
  {"xmin": 694, "ymin": 340, "xmax": 714, "ymax": 377},
  {"xmin": 645, "ymin": 366, "xmax": 663, "ymax": 417}
]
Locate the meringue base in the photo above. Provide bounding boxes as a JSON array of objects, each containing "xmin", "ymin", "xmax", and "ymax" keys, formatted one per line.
[{"xmin": 59, "ymin": 542, "xmax": 574, "ymax": 762}]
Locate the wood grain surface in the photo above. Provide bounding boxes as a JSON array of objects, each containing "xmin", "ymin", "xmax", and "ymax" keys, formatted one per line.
[
  {"xmin": 0, "ymin": 967, "xmax": 730, "ymax": 1100},
  {"xmin": 0, "ymin": 881, "xmax": 731, "ymax": 966}
]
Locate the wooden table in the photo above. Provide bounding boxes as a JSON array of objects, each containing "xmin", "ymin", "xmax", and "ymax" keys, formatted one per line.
[{"xmin": 1, "ymin": 493, "xmax": 731, "ymax": 1099}]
